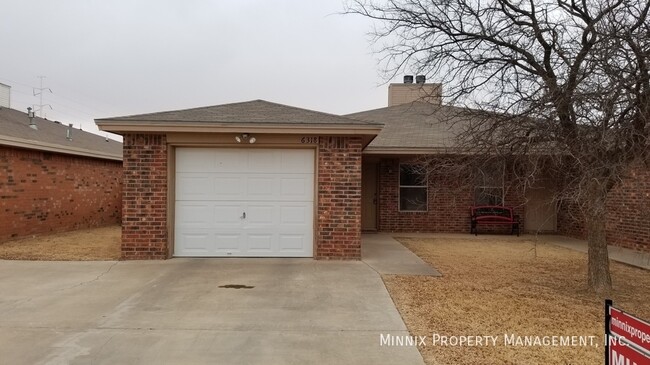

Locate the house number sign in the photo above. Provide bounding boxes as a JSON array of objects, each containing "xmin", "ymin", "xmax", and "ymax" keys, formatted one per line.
[{"xmin": 300, "ymin": 137, "xmax": 319, "ymax": 144}]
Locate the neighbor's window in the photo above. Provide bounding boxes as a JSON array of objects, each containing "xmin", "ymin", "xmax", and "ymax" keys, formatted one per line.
[
  {"xmin": 474, "ymin": 161, "xmax": 504, "ymax": 206},
  {"xmin": 399, "ymin": 164, "xmax": 427, "ymax": 211}
]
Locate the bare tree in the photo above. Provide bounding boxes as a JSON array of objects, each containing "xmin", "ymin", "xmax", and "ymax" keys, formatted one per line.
[{"xmin": 347, "ymin": 0, "xmax": 649, "ymax": 293}]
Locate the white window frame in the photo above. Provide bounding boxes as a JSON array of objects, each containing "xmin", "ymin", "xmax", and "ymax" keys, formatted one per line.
[{"xmin": 398, "ymin": 163, "xmax": 428, "ymax": 212}]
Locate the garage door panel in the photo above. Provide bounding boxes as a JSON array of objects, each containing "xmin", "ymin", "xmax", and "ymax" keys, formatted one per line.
[
  {"xmin": 178, "ymin": 174, "xmax": 313, "ymax": 201},
  {"xmin": 214, "ymin": 234, "xmax": 244, "ymax": 252},
  {"xmin": 280, "ymin": 205, "xmax": 310, "ymax": 224},
  {"xmin": 213, "ymin": 150, "xmax": 249, "ymax": 173},
  {"xmin": 176, "ymin": 174, "xmax": 247, "ymax": 200},
  {"xmin": 212, "ymin": 204, "xmax": 245, "ymax": 225},
  {"xmin": 176, "ymin": 175, "xmax": 213, "ymax": 199},
  {"xmin": 247, "ymin": 234, "xmax": 274, "ymax": 252},
  {"xmin": 280, "ymin": 177, "xmax": 312, "ymax": 199},
  {"xmin": 245, "ymin": 204, "xmax": 276, "ymax": 225},
  {"xmin": 248, "ymin": 174, "xmax": 313, "ymax": 201},
  {"xmin": 176, "ymin": 203, "xmax": 212, "ymax": 227},
  {"xmin": 176, "ymin": 149, "xmax": 217, "ymax": 172},
  {"xmin": 246, "ymin": 177, "xmax": 276, "ymax": 198},
  {"xmin": 177, "ymin": 232, "xmax": 211, "ymax": 254},
  {"xmin": 247, "ymin": 150, "xmax": 279, "ymax": 173},
  {"xmin": 280, "ymin": 149, "xmax": 315, "ymax": 173},
  {"xmin": 279, "ymin": 234, "xmax": 309, "ymax": 252},
  {"xmin": 213, "ymin": 176, "xmax": 245, "ymax": 198},
  {"xmin": 175, "ymin": 148, "xmax": 314, "ymax": 257}
]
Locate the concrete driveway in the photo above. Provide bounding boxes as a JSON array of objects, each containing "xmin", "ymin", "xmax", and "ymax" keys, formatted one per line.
[{"xmin": 0, "ymin": 259, "xmax": 424, "ymax": 365}]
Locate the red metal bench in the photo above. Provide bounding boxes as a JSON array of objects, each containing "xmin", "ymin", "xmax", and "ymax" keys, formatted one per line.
[{"xmin": 470, "ymin": 205, "xmax": 520, "ymax": 236}]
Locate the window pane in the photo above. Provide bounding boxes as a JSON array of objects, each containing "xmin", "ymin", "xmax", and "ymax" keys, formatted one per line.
[
  {"xmin": 400, "ymin": 187, "xmax": 427, "ymax": 211},
  {"xmin": 474, "ymin": 161, "xmax": 505, "ymax": 187},
  {"xmin": 400, "ymin": 164, "xmax": 426, "ymax": 186}
]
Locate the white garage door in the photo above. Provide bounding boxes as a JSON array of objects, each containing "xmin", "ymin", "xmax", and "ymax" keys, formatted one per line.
[{"xmin": 174, "ymin": 148, "xmax": 314, "ymax": 257}]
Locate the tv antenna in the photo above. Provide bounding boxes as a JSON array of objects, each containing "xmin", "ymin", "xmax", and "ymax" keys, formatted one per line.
[{"xmin": 33, "ymin": 75, "xmax": 53, "ymax": 118}]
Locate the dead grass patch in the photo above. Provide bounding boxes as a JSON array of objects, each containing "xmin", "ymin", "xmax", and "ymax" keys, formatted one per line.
[
  {"xmin": 0, "ymin": 225, "xmax": 121, "ymax": 261},
  {"xmin": 383, "ymin": 237, "xmax": 650, "ymax": 365}
]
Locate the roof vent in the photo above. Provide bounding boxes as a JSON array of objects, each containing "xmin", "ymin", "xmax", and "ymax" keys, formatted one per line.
[
  {"xmin": 27, "ymin": 107, "xmax": 37, "ymax": 130},
  {"xmin": 66, "ymin": 124, "xmax": 73, "ymax": 141},
  {"xmin": 403, "ymin": 75, "xmax": 414, "ymax": 84},
  {"xmin": 415, "ymin": 75, "xmax": 426, "ymax": 84}
]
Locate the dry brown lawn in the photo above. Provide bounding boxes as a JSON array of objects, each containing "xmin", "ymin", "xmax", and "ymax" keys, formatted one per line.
[
  {"xmin": 0, "ymin": 225, "xmax": 121, "ymax": 260},
  {"xmin": 384, "ymin": 236, "xmax": 650, "ymax": 365}
]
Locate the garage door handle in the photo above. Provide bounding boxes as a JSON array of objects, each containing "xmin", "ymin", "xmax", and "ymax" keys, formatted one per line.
[{"xmin": 241, "ymin": 212, "xmax": 246, "ymax": 219}]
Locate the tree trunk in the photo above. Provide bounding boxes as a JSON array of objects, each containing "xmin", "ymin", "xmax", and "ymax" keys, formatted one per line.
[{"xmin": 584, "ymin": 193, "xmax": 612, "ymax": 294}]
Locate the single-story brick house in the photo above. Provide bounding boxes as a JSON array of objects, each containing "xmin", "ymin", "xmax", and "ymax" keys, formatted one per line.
[
  {"xmin": 96, "ymin": 79, "xmax": 649, "ymax": 259},
  {"xmin": 0, "ymin": 107, "xmax": 123, "ymax": 241}
]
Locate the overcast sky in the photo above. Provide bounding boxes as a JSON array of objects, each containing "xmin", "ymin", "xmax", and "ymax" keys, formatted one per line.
[{"xmin": 0, "ymin": 1, "xmax": 397, "ymax": 140}]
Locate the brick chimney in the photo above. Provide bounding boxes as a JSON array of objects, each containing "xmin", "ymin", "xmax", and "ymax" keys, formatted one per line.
[{"xmin": 388, "ymin": 75, "xmax": 442, "ymax": 107}]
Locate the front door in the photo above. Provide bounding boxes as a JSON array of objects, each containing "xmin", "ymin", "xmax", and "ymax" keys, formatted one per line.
[
  {"xmin": 361, "ymin": 161, "xmax": 378, "ymax": 231},
  {"xmin": 524, "ymin": 180, "xmax": 557, "ymax": 233}
]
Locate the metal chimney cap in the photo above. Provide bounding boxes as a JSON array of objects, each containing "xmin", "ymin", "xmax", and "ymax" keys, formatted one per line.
[
  {"xmin": 415, "ymin": 75, "xmax": 426, "ymax": 84},
  {"xmin": 403, "ymin": 75, "xmax": 414, "ymax": 84}
]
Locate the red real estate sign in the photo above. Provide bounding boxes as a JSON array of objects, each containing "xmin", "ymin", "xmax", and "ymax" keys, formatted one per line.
[
  {"xmin": 609, "ymin": 339, "xmax": 649, "ymax": 365},
  {"xmin": 610, "ymin": 307, "xmax": 650, "ymax": 354},
  {"xmin": 606, "ymin": 300, "xmax": 650, "ymax": 365}
]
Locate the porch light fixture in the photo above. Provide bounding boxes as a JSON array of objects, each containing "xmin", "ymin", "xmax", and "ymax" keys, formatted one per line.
[{"xmin": 235, "ymin": 133, "xmax": 256, "ymax": 144}]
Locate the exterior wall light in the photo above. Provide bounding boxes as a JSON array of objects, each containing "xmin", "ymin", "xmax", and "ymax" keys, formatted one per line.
[{"xmin": 235, "ymin": 133, "xmax": 256, "ymax": 144}]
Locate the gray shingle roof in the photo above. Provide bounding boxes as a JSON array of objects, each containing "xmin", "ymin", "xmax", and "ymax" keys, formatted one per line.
[
  {"xmin": 98, "ymin": 99, "xmax": 380, "ymax": 127},
  {"xmin": 346, "ymin": 102, "xmax": 477, "ymax": 151},
  {"xmin": 0, "ymin": 107, "xmax": 122, "ymax": 160}
]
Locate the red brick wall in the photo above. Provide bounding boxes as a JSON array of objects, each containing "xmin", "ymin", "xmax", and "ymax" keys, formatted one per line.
[
  {"xmin": 0, "ymin": 146, "xmax": 122, "ymax": 241},
  {"xmin": 121, "ymin": 134, "xmax": 363, "ymax": 260},
  {"xmin": 121, "ymin": 134, "xmax": 168, "ymax": 260},
  {"xmin": 377, "ymin": 158, "xmax": 525, "ymax": 234},
  {"xmin": 317, "ymin": 136, "xmax": 363, "ymax": 259},
  {"xmin": 557, "ymin": 165, "xmax": 650, "ymax": 252}
]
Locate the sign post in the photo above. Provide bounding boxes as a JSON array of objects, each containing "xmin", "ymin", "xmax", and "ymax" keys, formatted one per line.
[
  {"xmin": 605, "ymin": 299, "xmax": 611, "ymax": 365},
  {"xmin": 605, "ymin": 300, "xmax": 650, "ymax": 365}
]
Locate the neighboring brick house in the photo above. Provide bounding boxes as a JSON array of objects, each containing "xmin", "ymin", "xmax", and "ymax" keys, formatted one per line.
[
  {"xmin": 0, "ymin": 107, "xmax": 123, "ymax": 241},
  {"xmin": 96, "ymin": 78, "xmax": 649, "ymax": 260}
]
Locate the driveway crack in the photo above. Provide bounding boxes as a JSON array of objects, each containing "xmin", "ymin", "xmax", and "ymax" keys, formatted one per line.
[{"xmin": 58, "ymin": 261, "xmax": 119, "ymax": 292}]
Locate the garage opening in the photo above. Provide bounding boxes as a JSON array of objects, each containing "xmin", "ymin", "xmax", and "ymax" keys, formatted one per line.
[{"xmin": 174, "ymin": 148, "xmax": 314, "ymax": 257}]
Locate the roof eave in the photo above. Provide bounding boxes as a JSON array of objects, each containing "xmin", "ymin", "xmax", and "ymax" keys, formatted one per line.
[
  {"xmin": 95, "ymin": 120, "xmax": 383, "ymax": 136},
  {"xmin": 363, "ymin": 146, "xmax": 560, "ymax": 156},
  {"xmin": 0, "ymin": 135, "xmax": 122, "ymax": 161},
  {"xmin": 362, "ymin": 146, "xmax": 465, "ymax": 155}
]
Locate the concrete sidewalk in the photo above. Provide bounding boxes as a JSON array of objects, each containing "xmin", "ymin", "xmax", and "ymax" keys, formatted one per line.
[
  {"xmin": 539, "ymin": 235, "xmax": 650, "ymax": 270},
  {"xmin": 0, "ymin": 259, "xmax": 425, "ymax": 365},
  {"xmin": 362, "ymin": 234, "xmax": 441, "ymax": 276},
  {"xmin": 366, "ymin": 232, "xmax": 650, "ymax": 271}
]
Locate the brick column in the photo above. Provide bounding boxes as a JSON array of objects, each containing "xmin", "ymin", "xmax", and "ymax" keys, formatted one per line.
[
  {"xmin": 121, "ymin": 134, "xmax": 168, "ymax": 259},
  {"xmin": 317, "ymin": 136, "xmax": 362, "ymax": 259}
]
